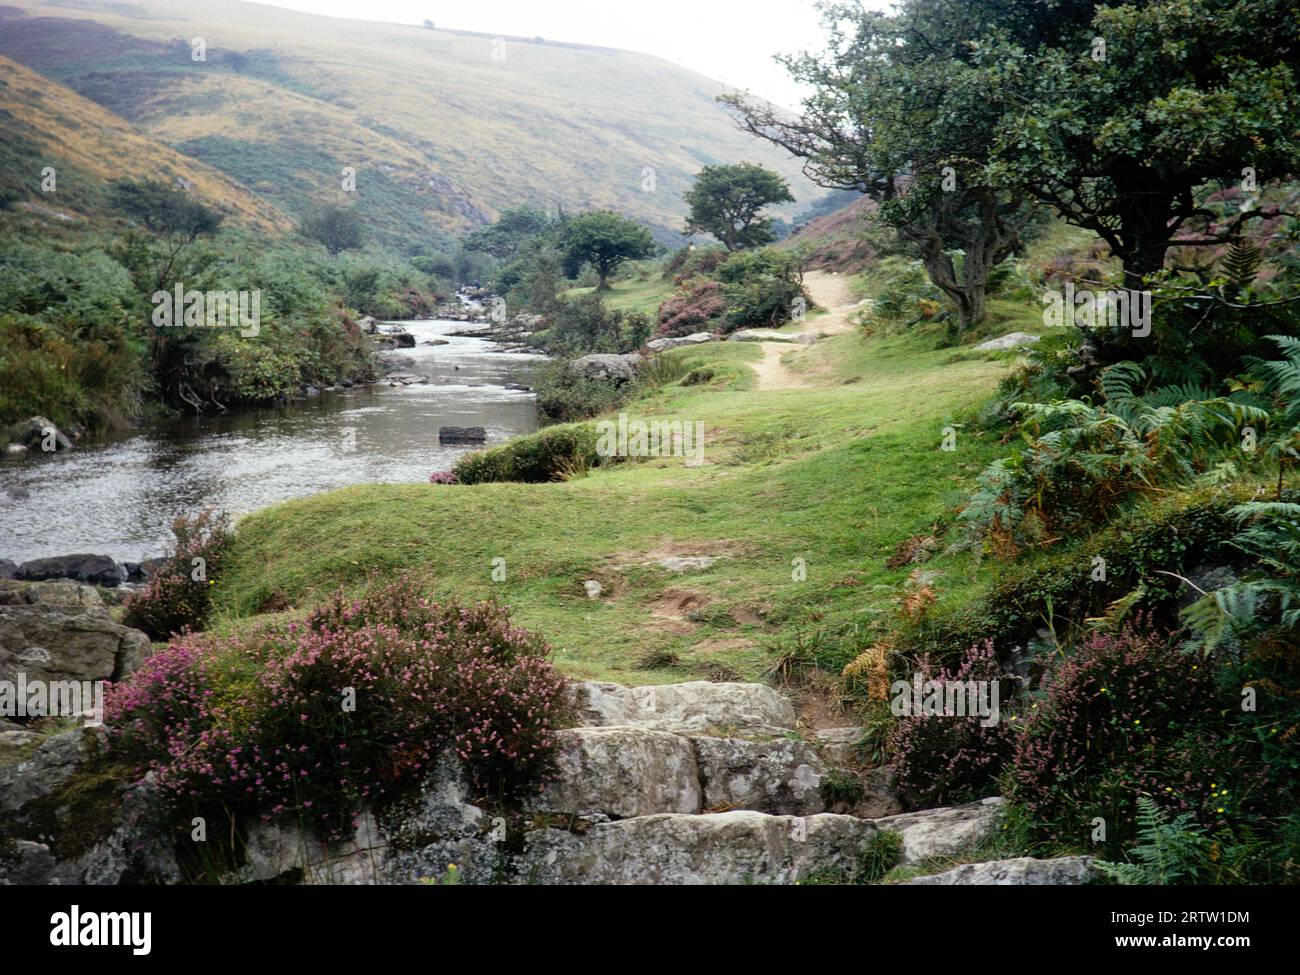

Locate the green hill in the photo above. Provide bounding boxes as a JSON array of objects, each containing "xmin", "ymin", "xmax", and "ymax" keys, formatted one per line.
[{"xmin": 0, "ymin": 0, "xmax": 819, "ymax": 251}]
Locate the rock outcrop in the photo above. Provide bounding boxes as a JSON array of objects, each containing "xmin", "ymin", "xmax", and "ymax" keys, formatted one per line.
[
  {"xmin": 0, "ymin": 580, "xmax": 149, "ymax": 685},
  {"xmin": 901, "ymin": 856, "xmax": 1095, "ymax": 885},
  {"xmin": 0, "ymin": 676, "xmax": 1070, "ymax": 886}
]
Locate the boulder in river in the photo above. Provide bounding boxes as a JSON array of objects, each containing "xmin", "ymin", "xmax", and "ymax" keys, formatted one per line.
[
  {"xmin": 15, "ymin": 554, "xmax": 126, "ymax": 587},
  {"xmin": 6, "ymin": 416, "xmax": 73, "ymax": 451},
  {"xmin": 439, "ymin": 426, "xmax": 487, "ymax": 444},
  {"xmin": 0, "ymin": 559, "xmax": 16, "ymax": 579}
]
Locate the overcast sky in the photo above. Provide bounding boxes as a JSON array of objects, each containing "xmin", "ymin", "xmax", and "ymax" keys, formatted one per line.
[{"xmin": 255, "ymin": 0, "xmax": 837, "ymax": 108}]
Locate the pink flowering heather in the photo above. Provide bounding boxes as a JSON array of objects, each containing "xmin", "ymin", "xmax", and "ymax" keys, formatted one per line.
[
  {"xmin": 106, "ymin": 578, "xmax": 571, "ymax": 842},
  {"xmin": 428, "ymin": 471, "xmax": 459, "ymax": 485},
  {"xmin": 886, "ymin": 639, "xmax": 1016, "ymax": 810},
  {"xmin": 1006, "ymin": 620, "xmax": 1232, "ymax": 856},
  {"xmin": 122, "ymin": 509, "xmax": 232, "ymax": 640}
]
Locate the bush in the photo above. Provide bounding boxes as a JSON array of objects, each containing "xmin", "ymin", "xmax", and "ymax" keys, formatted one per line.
[
  {"xmin": 656, "ymin": 278, "xmax": 726, "ymax": 337},
  {"xmin": 453, "ymin": 423, "xmax": 600, "ymax": 484},
  {"xmin": 533, "ymin": 361, "xmax": 627, "ymax": 423},
  {"xmin": 107, "ymin": 578, "xmax": 572, "ymax": 842},
  {"xmin": 716, "ymin": 248, "xmax": 808, "ymax": 330},
  {"xmin": 122, "ymin": 510, "xmax": 233, "ymax": 640},
  {"xmin": 886, "ymin": 640, "xmax": 1016, "ymax": 809},
  {"xmin": 539, "ymin": 292, "xmax": 651, "ymax": 356},
  {"xmin": 1006, "ymin": 621, "xmax": 1268, "ymax": 857}
]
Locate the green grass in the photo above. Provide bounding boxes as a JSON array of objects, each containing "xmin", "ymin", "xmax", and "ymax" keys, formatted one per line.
[
  {"xmin": 214, "ymin": 303, "xmax": 1019, "ymax": 685},
  {"xmin": 565, "ymin": 270, "xmax": 675, "ymax": 318}
]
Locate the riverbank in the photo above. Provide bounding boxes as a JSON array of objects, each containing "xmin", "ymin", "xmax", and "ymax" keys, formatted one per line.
[
  {"xmin": 212, "ymin": 275, "xmax": 1020, "ymax": 686},
  {"xmin": 0, "ymin": 318, "xmax": 545, "ymax": 564}
]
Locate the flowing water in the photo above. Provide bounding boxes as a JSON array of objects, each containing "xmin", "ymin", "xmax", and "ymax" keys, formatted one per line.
[{"xmin": 0, "ymin": 318, "xmax": 544, "ymax": 564}]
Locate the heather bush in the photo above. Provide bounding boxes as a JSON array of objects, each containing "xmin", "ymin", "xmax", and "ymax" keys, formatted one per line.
[
  {"xmin": 122, "ymin": 510, "xmax": 233, "ymax": 640},
  {"xmin": 1006, "ymin": 621, "xmax": 1272, "ymax": 857},
  {"xmin": 107, "ymin": 579, "xmax": 571, "ymax": 843},
  {"xmin": 428, "ymin": 470, "xmax": 458, "ymax": 484},
  {"xmin": 886, "ymin": 640, "xmax": 1017, "ymax": 809},
  {"xmin": 656, "ymin": 278, "xmax": 726, "ymax": 337}
]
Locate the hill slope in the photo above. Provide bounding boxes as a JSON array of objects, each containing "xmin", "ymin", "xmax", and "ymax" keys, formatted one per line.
[
  {"xmin": 0, "ymin": 53, "xmax": 292, "ymax": 233},
  {"xmin": 0, "ymin": 0, "xmax": 818, "ymax": 249}
]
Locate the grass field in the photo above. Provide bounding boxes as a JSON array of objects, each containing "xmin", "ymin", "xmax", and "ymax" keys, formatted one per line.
[{"xmin": 215, "ymin": 295, "xmax": 1026, "ymax": 686}]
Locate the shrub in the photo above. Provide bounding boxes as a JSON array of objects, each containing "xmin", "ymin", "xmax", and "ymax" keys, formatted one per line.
[
  {"xmin": 453, "ymin": 423, "xmax": 600, "ymax": 484},
  {"xmin": 656, "ymin": 278, "xmax": 726, "ymax": 337},
  {"xmin": 533, "ymin": 361, "xmax": 626, "ymax": 423},
  {"xmin": 428, "ymin": 470, "xmax": 458, "ymax": 484},
  {"xmin": 107, "ymin": 579, "xmax": 572, "ymax": 843},
  {"xmin": 716, "ymin": 248, "xmax": 807, "ymax": 330},
  {"xmin": 1005, "ymin": 621, "xmax": 1275, "ymax": 857},
  {"xmin": 886, "ymin": 640, "xmax": 1016, "ymax": 809},
  {"xmin": 122, "ymin": 510, "xmax": 233, "ymax": 640},
  {"xmin": 539, "ymin": 292, "xmax": 651, "ymax": 356}
]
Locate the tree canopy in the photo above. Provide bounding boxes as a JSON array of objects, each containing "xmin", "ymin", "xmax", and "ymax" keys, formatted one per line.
[
  {"xmin": 562, "ymin": 210, "xmax": 655, "ymax": 289},
  {"xmin": 683, "ymin": 162, "xmax": 794, "ymax": 251}
]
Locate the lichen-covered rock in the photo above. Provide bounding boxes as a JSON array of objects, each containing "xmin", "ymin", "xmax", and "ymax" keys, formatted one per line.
[
  {"xmin": 646, "ymin": 332, "xmax": 715, "ymax": 353},
  {"xmin": 813, "ymin": 727, "xmax": 863, "ymax": 766},
  {"xmin": 522, "ymin": 811, "xmax": 876, "ymax": 885},
  {"xmin": 0, "ymin": 729, "xmax": 88, "ymax": 819},
  {"xmin": 875, "ymin": 797, "xmax": 1004, "ymax": 865},
  {"xmin": 0, "ymin": 580, "xmax": 149, "ymax": 685},
  {"xmin": 692, "ymin": 736, "xmax": 824, "ymax": 816},
  {"xmin": 571, "ymin": 353, "xmax": 644, "ymax": 382},
  {"xmin": 902, "ymin": 855, "xmax": 1094, "ymax": 885},
  {"xmin": 532, "ymin": 727, "xmax": 701, "ymax": 818},
  {"xmin": 570, "ymin": 681, "xmax": 796, "ymax": 734}
]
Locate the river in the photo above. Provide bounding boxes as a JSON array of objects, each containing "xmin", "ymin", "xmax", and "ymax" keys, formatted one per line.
[{"xmin": 0, "ymin": 318, "xmax": 544, "ymax": 564}]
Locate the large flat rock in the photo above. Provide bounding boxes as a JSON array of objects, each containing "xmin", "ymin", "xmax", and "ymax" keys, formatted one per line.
[
  {"xmin": 571, "ymin": 681, "xmax": 796, "ymax": 735},
  {"xmin": 531, "ymin": 726, "xmax": 702, "ymax": 818},
  {"xmin": 902, "ymin": 856, "xmax": 1095, "ymax": 885},
  {"xmin": 875, "ymin": 797, "xmax": 1004, "ymax": 865},
  {"xmin": 524, "ymin": 811, "xmax": 876, "ymax": 885},
  {"xmin": 692, "ymin": 735, "xmax": 824, "ymax": 816}
]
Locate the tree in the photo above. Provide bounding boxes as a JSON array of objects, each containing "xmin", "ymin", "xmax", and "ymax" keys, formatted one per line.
[
  {"xmin": 110, "ymin": 179, "xmax": 223, "ymax": 244},
  {"xmin": 463, "ymin": 206, "xmax": 555, "ymax": 260},
  {"xmin": 684, "ymin": 162, "xmax": 794, "ymax": 251},
  {"xmin": 722, "ymin": 3, "xmax": 1035, "ymax": 340},
  {"xmin": 301, "ymin": 205, "xmax": 364, "ymax": 257},
  {"xmin": 974, "ymin": 0, "xmax": 1300, "ymax": 287},
  {"xmin": 562, "ymin": 211, "xmax": 655, "ymax": 290}
]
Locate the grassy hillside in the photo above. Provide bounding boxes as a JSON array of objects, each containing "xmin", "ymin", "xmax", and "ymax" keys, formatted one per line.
[
  {"xmin": 0, "ymin": 0, "xmax": 819, "ymax": 249},
  {"xmin": 0, "ymin": 53, "xmax": 292, "ymax": 233}
]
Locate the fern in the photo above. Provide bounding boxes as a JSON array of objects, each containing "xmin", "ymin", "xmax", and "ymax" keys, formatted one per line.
[
  {"xmin": 1220, "ymin": 236, "xmax": 1262, "ymax": 291},
  {"xmin": 1096, "ymin": 796, "xmax": 1211, "ymax": 885}
]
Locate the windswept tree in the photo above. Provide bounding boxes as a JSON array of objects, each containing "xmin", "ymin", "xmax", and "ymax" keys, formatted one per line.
[
  {"xmin": 562, "ymin": 210, "xmax": 655, "ymax": 290},
  {"xmin": 301, "ymin": 204, "xmax": 364, "ymax": 257},
  {"xmin": 684, "ymin": 162, "xmax": 794, "ymax": 251},
  {"xmin": 723, "ymin": 3, "xmax": 1035, "ymax": 341},
  {"xmin": 977, "ymin": 0, "xmax": 1300, "ymax": 287}
]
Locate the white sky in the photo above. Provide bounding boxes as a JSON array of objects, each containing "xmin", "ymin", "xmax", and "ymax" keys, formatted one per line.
[{"xmin": 253, "ymin": 0, "xmax": 834, "ymax": 108}]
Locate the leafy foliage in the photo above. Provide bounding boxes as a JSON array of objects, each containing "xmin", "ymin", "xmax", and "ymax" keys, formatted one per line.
[{"xmin": 683, "ymin": 162, "xmax": 793, "ymax": 251}]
